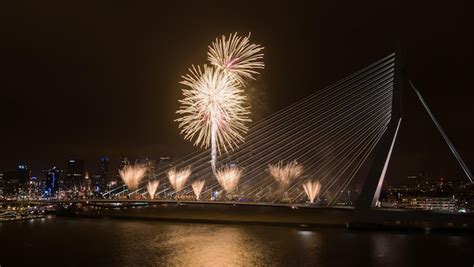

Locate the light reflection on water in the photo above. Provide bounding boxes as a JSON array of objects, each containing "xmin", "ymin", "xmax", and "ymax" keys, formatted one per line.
[
  {"xmin": 112, "ymin": 221, "xmax": 293, "ymax": 266},
  {"xmin": 158, "ymin": 225, "xmax": 267, "ymax": 266},
  {"xmin": 0, "ymin": 218, "xmax": 473, "ymax": 267}
]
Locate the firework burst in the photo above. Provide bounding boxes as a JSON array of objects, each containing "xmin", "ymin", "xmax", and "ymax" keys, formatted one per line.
[
  {"xmin": 176, "ymin": 33, "xmax": 264, "ymax": 173},
  {"xmin": 167, "ymin": 166, "xmax": 192, "ymax": 193},
  {"xmin": 268, "ymin": 160, "xmax": 303, "ymax": 189},
  {"xmin": 119, "ymin": 164, "xmax": 148, "ymax": 191},
  {"xmin": 177, "ymin": 65, "xmax": 250, "ymax": 172},
  {"xmin": 208, "ymin": 32, "xmax": 264, "ymax": 85},
  {"xmin": 302, "ymin": 180, "xmax": 322, "ymax": 204},
  {"xmin": 192, "ymin": 180, "xmax": 205, "ymax": 200},
  {"xmin": 147, "ymin": 180, "xmax": 160, "ymax": 199},
  {"xmin": 215, "ymin": 166, "xmax": 242, "ymax": 193}
]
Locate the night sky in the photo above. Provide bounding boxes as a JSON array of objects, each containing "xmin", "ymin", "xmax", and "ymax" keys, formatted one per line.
[{"xmin": 0, "ymin": 1, "xmax": 473, "ymax": 185}]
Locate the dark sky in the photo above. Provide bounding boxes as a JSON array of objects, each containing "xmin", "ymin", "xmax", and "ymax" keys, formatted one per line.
[{"xmin": 0, "ymin": 1, "xmax": 473, "ymax": 184}]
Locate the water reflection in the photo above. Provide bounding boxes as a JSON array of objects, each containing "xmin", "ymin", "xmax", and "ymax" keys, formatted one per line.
[
  {"xmin": 1, "ymin": 218, "xmax": 473, "ymax": 267},
  {"xmin": 111, "ymin": 222, "xmax": 326, "ymax": 266},
  {"xmin": 158, "ymin": 225, "xmax": 267, "ymax": 266},
  {"xmin": 370, "ymin": 233, "xmax": 407, "ymax": 266}
]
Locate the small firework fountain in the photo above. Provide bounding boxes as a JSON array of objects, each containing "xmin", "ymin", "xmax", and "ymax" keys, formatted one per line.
[
  {"xmin": 147, "ymin": 180, "xmax": 160, "ymax": 199},
  {"xmin": 268, "ymin": 160, "xmax": 303, "ymax": 190},
  {"xmin": 302, "ymin": 180, "xmax": 322, "ymax": 204},
  {"xmin": 167, "ymin": 166, "xmax": 192, "ymax": 194},
  {"xmin": 192, "ymin": 180, "xmax": 205, "ymax": 200},
  {"xmin": 215, "ymin": 166, "xmax": 242, "ymax": 193},
  {"xmin": 119, "ymin": 164, "xmax": 148, "ymax": 192},
  {"xmin": 176, "ymin": 33, "xmax": 264, "ymax": 174}
]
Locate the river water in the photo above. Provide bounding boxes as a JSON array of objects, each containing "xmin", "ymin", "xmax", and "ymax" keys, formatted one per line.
[{"xmin": 0, "ymin": 217, "xmax": 473, "ymax": 266}]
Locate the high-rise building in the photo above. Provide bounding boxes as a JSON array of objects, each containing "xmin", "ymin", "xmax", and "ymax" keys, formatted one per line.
[
  {"xmin": 91, "ymin": 174, "xmax": 101, "ymax": 192},
  {"xmin": 84, "ymin": 171, "xmax": 91, "ymax": 193},
  {"xmin": 42, "ymin": 167, "xmax": 62, "ymax": 197},
  {"xmin": 65, "ymin": 159, "xmax": 85, "ymax": 190},
  {"xmin": 27, "ymin": 176, "xmax": 43, "ymax": 198},
  {"xmin": 99, "ymin": 156, "xmax": 109, "ymax": 192}
]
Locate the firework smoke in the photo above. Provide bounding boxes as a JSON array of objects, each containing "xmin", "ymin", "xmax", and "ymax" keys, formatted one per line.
[
  {"xmin": 192, "ymin": 180, "xmax": 205, "ymax": 200},
  {"xmin": 167, "ymin": 166, "xmax": 192, "ymax": 193},
  {"xmin": 268, "ymin": 160, "xmax": 303, "ymax": 189},
  {"xmin": 147, "ymin": 180, "xmax": 160, "ymax": 199},
  {"xmin": 215, "ymin": 166, "xmax": 242, "ymax": 193},
  {"xmin": 302, "ymin": 180, "xmax": 322, "ymax": 204},
  {"xmin": 119, "ymin": 164, "xmax": 148, "ymax": 191}
]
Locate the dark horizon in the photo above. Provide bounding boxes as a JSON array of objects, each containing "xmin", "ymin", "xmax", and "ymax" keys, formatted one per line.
[{"xmin": 1, "ymin": 1, "xmax": 473, "ymax": 185}]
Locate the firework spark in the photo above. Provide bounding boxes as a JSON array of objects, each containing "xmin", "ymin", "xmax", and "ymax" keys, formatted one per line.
[
  {"xmin": 208, "ymin": 32, "xmax": 265, "ymax": 85},
  {"xmin": 268, "ymin": 160, "xmax": 303, "ymax": 189},
  {"xmin": 119, "ymin": 164, "xmax": 148, "ymax": 191},
  {"xmin": 177, "ymin": 65, "xmax": 250, "ymax": 172},
  {"xmin": 215, "ymin": 166, "xmax": 242, "ymax": 193},
  {"xmin": 302, "ymin": 180, "xmax": 321, "ymax": 204},
  {"xmin": 167, "ymin": 166, "xmax": 192, "ymax": 193},
  {"xmin": 147, "ymin": 180, "xmax": 160, "ymax": 199},
  {"xmin": 192, "ymin": 180, "xmax": 205, "ymax": 200}
]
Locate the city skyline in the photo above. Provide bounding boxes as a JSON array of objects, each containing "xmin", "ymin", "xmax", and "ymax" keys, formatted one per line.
[{"xmin": 1, "ymin": 2, "xmax": 473, "ymax": 184}]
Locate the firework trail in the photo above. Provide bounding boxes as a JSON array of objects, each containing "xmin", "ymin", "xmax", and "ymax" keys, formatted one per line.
[
  {"xmin": 215, "ymin": 166, "xmax": 242, "ymax": 193},
  {"xmin": 192, "ymin": 180, "xmax": 205, "ymax": 200},
  {"xmin": 302, "ymin": 180, "xmax": 322, "ymax": 204},
  {"xmin": 208, "ymin": 32, "xmax": 265, "ymax": 85},
  {"xmin": 167, "ymin": 166, "xmax": 192, "ymax": 193},
  {"xmin": 147, "ymin": 180, "xmax": 160, "ymax": 199},
  {"xmin": 267, "ymin": 160, "xmax": 303, "ymax": 189},
  {"xmin": 176, "ymin": 33, "xmax": 264, "ymax": 173},
  {"xmin": 119, "ymin": 164, "xmax": 148, "ymax": 192}
]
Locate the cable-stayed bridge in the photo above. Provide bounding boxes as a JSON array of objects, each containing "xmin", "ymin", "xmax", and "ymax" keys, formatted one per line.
[
  {"xmin": 107, "ymin": 52, "xmax": 472, "ymax": 207},
  {"xmin": 5, "ymin": 53, "xmax": 474, "ymax": 228},
  {"xmin": 110, "ymin": 53, "xmax": 397, "ymax": 205}
]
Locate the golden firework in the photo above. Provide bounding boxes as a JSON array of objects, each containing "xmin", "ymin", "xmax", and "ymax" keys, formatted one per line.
[
  {"xmin": 268, "ymin": 160, "xmax": 304, "ymax": 189},
  {"xmin": 215, "ymin": 166, "xmax": 242, "ymax": 193},
  {"xmin": 208, "ymin": 32, "xmax": 264, "ymax": 85},
  {"xmin": 119, "ymin": 164, "xmax": 147, "ymax": 191},
  {"xmin": 176, "ymin": 33, "xmax": 264, "ymax": 173},
  {"xmin": 167, "ymin": 166, "xmax": 192, "ymax": 193}
]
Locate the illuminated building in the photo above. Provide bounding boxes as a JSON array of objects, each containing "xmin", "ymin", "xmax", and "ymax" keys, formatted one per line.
[
  {"xmin": 91, "ymin": 174, "xmax": 101, "ymax": 193},
  {"xmin": 42, "ymin": 167, "xmax": 62, "ymax": 197},
  {"xmin": 84, "ymin": 171, "xmax": 91, "ymax": 192},
  {"xmin": 65, "ymin": 159, "xmax": 85, "ymax": 191},
  {"xmin": 99, "ymin": 156, "xmax": 109, "ymax": 192},
  {"xmin": 399, "ymin": 196, "xmax": 457, "ymax": 212}
]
